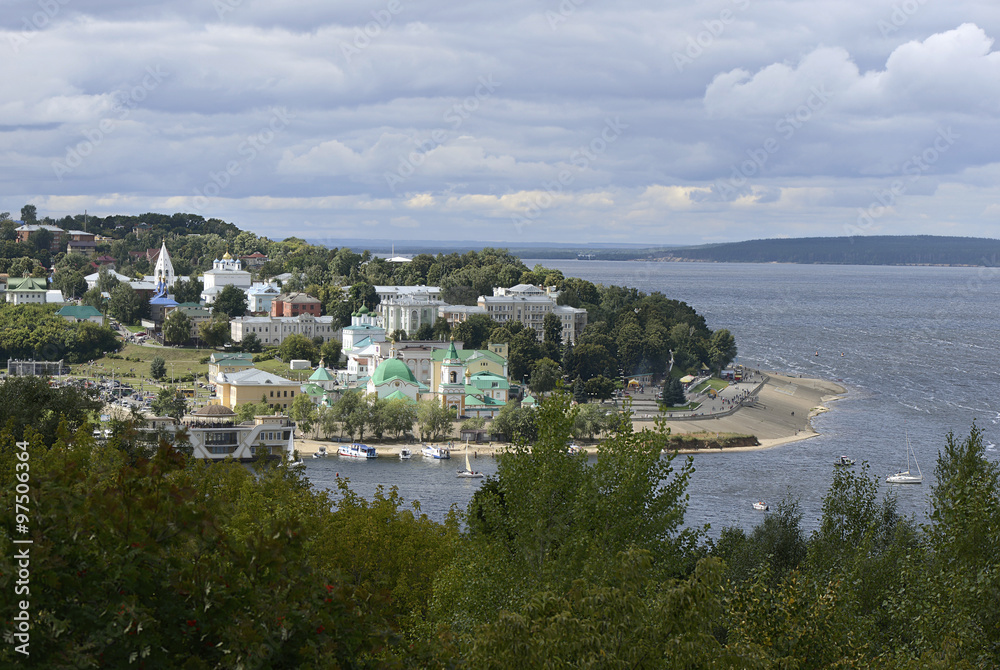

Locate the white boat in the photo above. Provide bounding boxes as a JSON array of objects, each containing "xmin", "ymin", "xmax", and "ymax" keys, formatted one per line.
[
  {"xmin": 422, "ymin": 445, "xmax": 450, "ymax": 459},
  {"xmin": 834, "ymin": 455, "xmax": 855, "ymax": 467},
  {"xmin": 399, "ymin": 447, "xmax": 412, "ymax": 459},
  {"xmin": 886, "ymin": 433, "xmax": 922, "ymax": 484},
  {"xmin": 339, "ymin": 443, "xmax": 377, "ymax": 459},
  {"xmin": 752, "ymin": 501, "xmax": 768, "ymax": 511},
  {"xmin": 312, "ymin": 446, "xmax": 328, "ymax": 458},
  {"xmin": 566, "ymin": 442, "xmax": 583, "ymax": 455},
  {"xmin": 457, "ymin": 451, "xmax": 484, "ymax": 478}
]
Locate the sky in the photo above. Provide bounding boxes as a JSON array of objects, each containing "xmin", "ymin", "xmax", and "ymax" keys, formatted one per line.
[{"xmin": 2, "ymin": 0, "xmax": 999, "ymax": 245}]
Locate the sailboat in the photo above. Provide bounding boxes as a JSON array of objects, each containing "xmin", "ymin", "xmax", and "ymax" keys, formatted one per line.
[
  {"xmin": 457, "ymin": 451, "xmax": 483, "ymax": 479},
  {"xmin": 886, "ymin": 432, "xmax": 922, "ymax": 484}
]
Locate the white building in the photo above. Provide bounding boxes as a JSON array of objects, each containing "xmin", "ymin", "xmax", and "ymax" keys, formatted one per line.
[
  {"xmin": 230, "ymin": 313, "xmax": 340, "ymax": 347},
  {"xmin": 378, "ymin": 294, "xmax": 445, "ymax": 336},
  {"xmin": 437, "ymin": 304, "xmax": 487, "ymax": 328},
  {"xmin": 342, "ymin": 306, "xmax": 385, "ymax": 353},
  {"xmin": 246, "ymin": 282, "xmax": 281, "ymax": 313},
  {"xmin": 200, "ymin": 253, "xmax": 252, "ymax": 305},
  {"xmin": 373, "ymin": 285, "xmax": 442, "ymax": 302},
  {"xmin": 478, "ymin": 284, "xmax": 587, "ymax": 343}
]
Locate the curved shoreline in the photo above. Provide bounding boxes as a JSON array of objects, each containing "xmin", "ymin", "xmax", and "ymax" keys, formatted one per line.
[{"xmin": 294, "ymin": 371, "xmax": 846, "ymax": 457}]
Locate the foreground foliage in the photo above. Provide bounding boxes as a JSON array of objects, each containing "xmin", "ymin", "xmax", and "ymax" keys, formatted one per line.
[{"xmin": 2, "ymin": 380, "xmax": 999, "ymax": 668}]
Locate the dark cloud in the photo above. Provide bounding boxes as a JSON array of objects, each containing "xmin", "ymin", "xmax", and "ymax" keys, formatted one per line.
[{"xmin": 0, "ymin": 2, "xmax": 998, "ymax": 243}]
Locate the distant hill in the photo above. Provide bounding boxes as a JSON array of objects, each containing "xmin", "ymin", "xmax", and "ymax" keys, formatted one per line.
[{"xmin": 623, "ymin": 236, "xmax": 1000, "ymax": 266}]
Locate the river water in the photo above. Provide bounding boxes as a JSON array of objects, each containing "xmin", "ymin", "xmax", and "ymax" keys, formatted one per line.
[{"xmin": 303, "ymin": 261, "xmax": 1000, "ymax": 534}]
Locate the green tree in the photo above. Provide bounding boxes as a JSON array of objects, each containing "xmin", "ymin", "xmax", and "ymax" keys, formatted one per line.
[
  {"xmin": 452, "ymin": 314, "xmax": 495, "ymax": 349},
  {"xmin": 414, "ymin": 322, "xmax": 434, "ymax": 340},
  {"xmin": 433, "ymin": 392, "xmax": 699, "ymax": 632},
  {"xmin": 20, "ymin": 203, "xmax": 37, "ymax": 223},
  {"xmin": 528, "ymin": 357, "xmax": 561, "ymax": 395},
  {"xmin": 150, "ymin": 356, "xmax": 166, "ymax": 380},
  {"xmin": 96, "ymin": 266, "xmax": 120, "ymax": 293},
  {"xmin": 53, "ymin": 269, "xmax": 87, "ymax": 299},
  {"xmin": 583, "ymin": 374, "xmax": 616, "ymax": 401},
  {"xmin": 212, "ymin": 283, "xmax": 247, "ymax": 318},
  {"xmin": 708, "ymin": 328, "xmax": 738, "ymax": 372},
  {"xmin": 661, "ymin": 376, "xmax": 685, "ymax": 407},
  {"xmin": 911, "ymin": 423, "xmax": 1000, "ymax": 664},
  {"xmin": 279, "ymin": 333, "xmax": 319, "ymax": 365},
  {"xmin": 171, "ymin": 277, "xmax": 203, "ymax": 304},
  {"xmin": 289, "ymin": 393, "xmax": 317, "ymax": 434},
  {"xmin": 490, "ymin": 402, "xmax": 538, "ymax": 443},
  {"xmin": 81, "ymin": 287, "xmax": 104, "ymax": 310},
  {"xmin": 199, "ymin": 317, "xmax": 230, "ymax": 348},
  {"xmin": 162, "ymin": 309, "xmax": 192, "ymax": 346},
  {"xmin": 0, "ymin": 375, "xmax": 100, "ymax": 444},
  {"xmin": 107, "ymin": 283, "xmax": 147, "ymax": 325},
  {"xmin": 432, "ymin": 316, "xmax": 452, "ymax": 340},
  {"xmin": 240, "ymin": 330, "xmax": 263, "ymax": 353},
  {"xmin": 416, "ymin": 400, "xmax": 455, "ymax": 441},
  {"xmin": 150, "ymin": 387, "xmax": 189, "ymax": 419},
  {"xmin": 319, "ymin": 340, "xmax": 341, "ymax": 366},
  {"xmin": 572, "ymin": 376, "xmax": 586, "ymax": 404},
  {"xmin": 390, "ymin": 328, "xmax": 408, "ymax": 342},
  {"xmin": 0, "ymin": 218, "xmax": 15, "ymax": 241}
]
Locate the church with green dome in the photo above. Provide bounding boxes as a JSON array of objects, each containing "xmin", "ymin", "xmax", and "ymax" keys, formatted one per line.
[{"xmin": 366, "ymin": 355, "xmax": 425, "ymax": 401}]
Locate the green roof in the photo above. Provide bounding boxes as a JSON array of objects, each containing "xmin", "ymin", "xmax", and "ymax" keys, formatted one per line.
[
  {"xmin": 522, "ymin": 394, "xmax": 537, "ymax": 406},
  {"xmin": 301, "ymin": 383, "xmax": 326, "ymax": 396},
  {"xmin": 309, "ymin": 366, "xmax": 335, "ymax": 381},
  {"xmin": 210, "ymin": 352, "xmax": 253, "ymax": 365},
  {"xmin": 431, "ymin": 347, "xmax": 505, "ymax": 365},
  {"xmin": 57, "ymin": 305, "xmax": 103, "ymax": 320},
  {"xmin": 7, "ymin": 277, "xmax": 47, "ymax": 291},
  {"xmin": 468, "ymin": 371, "xmax": 510, "ymax": 390},
  {"xmin": 371, "ymin": 358, "xmax": 417, "ymax": 386},
  {"xmin": 465, "ymin": 394, "xmax": 506, "ymax": 407},
  {"xmin": 443, "ymin": 340, "xmax": 460, "ymax": 363},
  {"xmin": 384, "ymin": 389, "xmax": 416, "ymax": 402}
]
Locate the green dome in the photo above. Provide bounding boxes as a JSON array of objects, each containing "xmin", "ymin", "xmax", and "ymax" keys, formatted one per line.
[
  {"xmin": 371, "ymin": 358, "xmax": 417, "ymax": 386},
  {"xmin": 358, "ymin": 305, "xmax": 370, "ymax": 315}
]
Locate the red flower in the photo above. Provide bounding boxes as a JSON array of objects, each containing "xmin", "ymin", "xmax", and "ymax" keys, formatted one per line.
[
  {"xmin": 316, "ymin": 625, "xmax": 325, "ymax": 634},
  {"xmin": 187, "ymin": 619, "xmax": 197, "ymax": 627}
]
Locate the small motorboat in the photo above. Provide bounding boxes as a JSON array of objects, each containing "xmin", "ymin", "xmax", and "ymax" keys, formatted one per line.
[
  {"xmin": 312, "ymin": 446, "xmax": 328, "ymax": 459},
  {"xmin": 399, "ymin": 447, "xmax": 412, "ymax": 460},
  {"xmin": 566, "ymin": 442, "xmax": 583, "ymax": 455},
  {"xmin": 752, "ymin": 501, "xmax": 768, "ymax": 511},
  {"xmin": 834, "ymin": 455, "xmax": 855, "ymax": 467}
]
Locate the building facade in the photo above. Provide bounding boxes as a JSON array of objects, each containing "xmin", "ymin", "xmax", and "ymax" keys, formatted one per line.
[{"xmin": 230, "ymin": 313, "xmax": 340, "ymax": 347}]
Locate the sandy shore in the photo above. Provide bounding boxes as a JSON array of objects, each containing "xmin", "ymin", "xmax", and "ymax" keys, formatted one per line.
[
  {"xmin": 293, "ymin": 372, "xmax": 847, "ymax": 457},
  {"xmin": 650, "ymin": 372, "xmax": 847, "ymax": 452}
]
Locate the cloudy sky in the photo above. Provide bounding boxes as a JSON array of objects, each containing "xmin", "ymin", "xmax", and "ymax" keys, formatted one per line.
[{"xmin": 2, "ymin": 0, "xmax": 999, "ymax": 245}]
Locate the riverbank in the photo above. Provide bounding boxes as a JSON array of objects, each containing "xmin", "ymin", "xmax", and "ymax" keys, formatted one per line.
[
  {"xmin": 651, "ymin": 372, "xmax": 847, "ymax": 452},
  {"xmin": 293, "ymin": 372, "xmax": 846, "ymax": 458}
]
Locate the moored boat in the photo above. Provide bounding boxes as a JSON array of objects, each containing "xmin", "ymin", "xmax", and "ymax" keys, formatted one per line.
[
  {"xmin": 339, "ymin": 443, "xmax": 377, "ymax": 459},
  {"xmin": 834, "ymin": 455, "xmax": 855, "ymax": 466},
  {"xmin": 753, "ymin": 500, "xmax": 768, "ymax": 511},
  {"xmin": 422, "ymin": 445, "xmax": 450, "ymax": 459},
  {"xmin": 312, "ymin": 446, "xmax": 328, "ymax": 458},
  {"xmin": 399, "ymin": 447, "xmax": 412, "ymax": 459}
]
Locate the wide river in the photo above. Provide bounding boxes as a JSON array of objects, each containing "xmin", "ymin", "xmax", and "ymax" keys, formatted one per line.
[{"xmin": 304, "ymin": 261, "xmax": 1000, "ymax": 534}]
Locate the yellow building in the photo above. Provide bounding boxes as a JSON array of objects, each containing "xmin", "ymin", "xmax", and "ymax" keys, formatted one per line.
[
  {"xmin": 429, "ymin": 345, "xmax": 508, "ymax": 391},
  {"xmin": 214, "ymin": 368, "xmax": 301, "ymax": 411}
]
